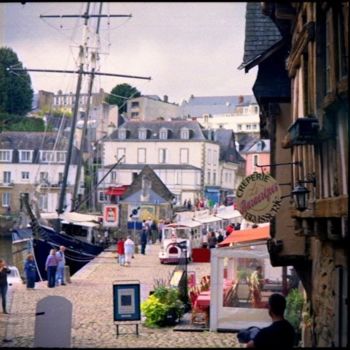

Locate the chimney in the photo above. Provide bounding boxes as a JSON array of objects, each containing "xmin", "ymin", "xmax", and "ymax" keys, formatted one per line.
[
  {"xmin": 163, "ymin": 95, "xmax": 168, "ymax": 103},
  {"xmin": 238, "ymin": 95, "xmax": 244, "ymax": 104}
]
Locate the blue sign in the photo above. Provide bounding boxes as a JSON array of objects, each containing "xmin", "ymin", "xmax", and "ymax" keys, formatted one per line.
[
  {"xmin": 127, "ymin": 221, "xmax": 142, "ymax": 230},
  {"xmin": 113, "ymin": 283, "xmax": 141, "ymax": 322}
]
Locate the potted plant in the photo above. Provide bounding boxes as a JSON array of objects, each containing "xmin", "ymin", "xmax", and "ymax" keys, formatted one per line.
[
  {"xmin": 141, "ymin": 285, "xmax": 185, "ymax": 327},
  {"xmin": 285, "ymin": 288, "xmax": 304, "ymax": 346}
]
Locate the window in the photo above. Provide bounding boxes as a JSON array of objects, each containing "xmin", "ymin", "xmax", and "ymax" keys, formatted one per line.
[
  {"xmin": 40, "ymin": 172, "xmax": 48, "ymax": 183},
  {"xmin": 180, "ymin": 127, "xmax": 189, "ymax": 139},
  {"xmin": 253, "ymin": 155, "xmax": 259, "ymax": 170},
  {"xmin": 58, "ymin": 172, "xmax": 63, "ymax": 184},
  {"xmin": 176, "ymin": 171, "xmax": 182, "ymax": 185},
  {"xmin": 0, "ymin": 150, "xmax": 11, "ymax": 162},
  {"xmin": 99, "ymin": 191, "xmax": 108, "ymax": 202},
  {"xmin": 131, "ymin": 101, "xmax": 139, "ymax": 108},
  {"xmin": 3, "ymin": 171, "xmax": 11, "ymax": 184},
  {"xmin": 254, "ymin": 106, "xmax": 259, "ymax": 114},
  {"xmin": 2, "ymin": 192, "xmax": 10, "ymax": 207},
  {"xmin": 180, "ymin": 148, "xmax": 189, "ymax": 164},
  {"xmin": 237, "ymin": 124, "xmax": 242, "ymax": 131},
  {"xmin": 246, "ymin": 124, "xmax": 251, "ymax": 130},
  {"xmin": 159, "ymin": 128, "xmax": 168, "ymax": 140},
  {"xmin": 138, "ymin": 128, "xmax": 147, "ymax": 140},
  {"xmin": 207, "ymin": 171, "xmax": 211, "ymax": 184},
  {"xmin": 111, "ymin": 171, "xmax": 117, "ymax": 183},
  {"xmin": 207, "ymin": 149, "xmax": 212, "ymax": 165},
  {"xmin": 19, "ymin": 150, "xmax": 31, "ymax": 162},
  {"xmin": 118, "ymin": 128, "xmax": 126, "ymax": 140},
  {"xmin": 137, "ymin": 148, "xmax": 146, "ymax": 163},
  {"xmin": 39, "ymin": 194, "xmax": 48, "ymax": 210},
  {"xmin": 213, "ymin": 172, "xmax": 216, "ymax": 185},
  {"xmin": 213, "ymin": 150, "xmax": 218, "ymax": 165},
  {"xmin": 116, "ymin": 148, "xmax": 126, "ymax": 163},
  {"xmin": 252, "ymin": 124, "xmax": 257, "ymax": 130},
  {"xmin": 41, "ymin": 151, "xmax": 54, "ymax": 162},
  {"xmin": 56, "ymin": 151, "xmax": 66, "ymax": 163},
  {"xmin": 131, "ymin": 112, "xmax": 139, "ymax": 118},
  {"xmin": 21, "ymin": 172, "xmax": 30, "ymax": 180},
  {"xmin": 159, "ymin": 148, "xmax": 167, "ymax": 163}
]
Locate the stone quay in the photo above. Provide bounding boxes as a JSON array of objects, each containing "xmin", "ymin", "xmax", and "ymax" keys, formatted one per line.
[{"xmin": 1, "ymin": 242, "xmax": 240, "ymax": 348}]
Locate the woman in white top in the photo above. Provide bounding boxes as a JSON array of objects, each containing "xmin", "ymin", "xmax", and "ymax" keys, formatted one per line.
[{"xmin": 124, "ymin": 236, "xmax": 135, "ymax": 266}]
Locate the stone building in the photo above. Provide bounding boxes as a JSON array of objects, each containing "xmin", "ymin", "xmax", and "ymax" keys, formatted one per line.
[{"xmin": 240, "ymin": 2, "xmax": 348, "ymax": 347}]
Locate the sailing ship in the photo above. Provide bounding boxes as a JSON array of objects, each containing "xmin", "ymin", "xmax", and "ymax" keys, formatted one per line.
[{"xmin": 10, "ymin": 3, "xmax": 150, "ymax": 281}]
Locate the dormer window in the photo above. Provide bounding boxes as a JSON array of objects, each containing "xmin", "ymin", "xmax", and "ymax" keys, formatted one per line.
[
  {"xmin": 138, "ymin": 128, "xmax": 147, "ymax": 140},
  {"xmin": 180, "ymin": 127, "xmax": 189, "ymax": 140},
  {"xmin": 159, "ymin": 128, "xmax": 168, "ymax": 140},
  {"xmin": 19, "ymin": 150, "xmax": 32, "ymax": 163},
  {"xmin": 118, "ymin": 128, "xmax": 126, "ymax": 140}
]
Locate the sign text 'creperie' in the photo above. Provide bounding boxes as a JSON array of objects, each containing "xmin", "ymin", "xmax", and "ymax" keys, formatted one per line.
[{"xmin": 236, "ymin": 172, "xmax": 282, "ymax": 223}]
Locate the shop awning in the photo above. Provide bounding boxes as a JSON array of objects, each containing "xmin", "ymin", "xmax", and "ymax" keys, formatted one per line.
[
  {"xmin": 215, "ymin": 207, "xmax": 241, "ymax": 220},
  {"xmin": 218, "ymin": 225, "xmax": 270, "ymax": 247},
  {"xmin": 166, "ymin": 220, "xmax": 201, "ymax": 229},
  {"xmin": 105, "ymin": 185, "xmax": 128, "ymax": 196}
]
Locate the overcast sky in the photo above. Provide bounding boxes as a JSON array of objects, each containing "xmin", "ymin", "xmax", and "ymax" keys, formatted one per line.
[{"xmin": 1, "ymin": 2, "xmax": 257, "ymax": 105}]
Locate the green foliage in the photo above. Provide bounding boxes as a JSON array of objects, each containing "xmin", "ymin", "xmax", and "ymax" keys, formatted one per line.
[
  {"xmin": 6, "ymin": 117, "xmax": 46, "ymax": 132},
  {"xmin": 141, "ymin": 286, "xmax": 184, "ymax": 328},
  {"xmin": 105, "ymin": 83, "xmax": 140, "ymax": 114},
  {"xmin": 0, "ymin": 47, "xmax": 33, "ymax": 115},
  {"xmin": 285, "ymin": 288, "xmax": 304, "ymax": 332}
]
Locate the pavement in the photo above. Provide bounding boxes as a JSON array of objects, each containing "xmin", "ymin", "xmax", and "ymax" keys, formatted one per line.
[{"xmin": 0, "ymin": 242, "xmax": 240, "ymax": 348}]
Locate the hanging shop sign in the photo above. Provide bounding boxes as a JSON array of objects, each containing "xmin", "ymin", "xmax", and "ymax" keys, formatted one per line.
[{"xmin": 236, "ymin": 172, "xmax": 281, "ymax": 223}]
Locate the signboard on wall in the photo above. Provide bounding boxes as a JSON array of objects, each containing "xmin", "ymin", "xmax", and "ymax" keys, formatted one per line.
[
  {"xmin": 113, "ymin": 282, "xmax": 141, "ymax": 322},
  {"xmin": 103, "ymin": 205, "xmax": 119, "ymax": 227},
  {"xmin": 236, "ymin": 172, "xmax": 281, "ymax": 223}
]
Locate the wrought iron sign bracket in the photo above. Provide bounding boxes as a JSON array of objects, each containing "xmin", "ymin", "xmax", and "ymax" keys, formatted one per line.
[{"xmin": 255, "ymin": 160, "xmax": 303, "ymax": 168}]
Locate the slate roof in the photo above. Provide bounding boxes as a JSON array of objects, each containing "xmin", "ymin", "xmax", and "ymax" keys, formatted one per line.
[
  {"xmin": 212, "ymin": 128, "xmax": 245, "ymax": 163},
  {"xmin": 180, "ymin": 95, "xmax": 257, "ymax": 117},
  {"xmin": 121, "ymin": 165, "xmax": 174, "ymax": 202},
  {"xmin": 108, "ymin": 120, "xmax": 208, "ymax": 141},
  {"xmin": 240, "ymin": 139, "xmax": 271, "ymax": 153},
  {"xmin": 239, "ymin": 2, "xmax": 282, "ymax": 71},
  {"xmin": 0, "ymin": 131, "xmax": 80, "ymax": 164}
]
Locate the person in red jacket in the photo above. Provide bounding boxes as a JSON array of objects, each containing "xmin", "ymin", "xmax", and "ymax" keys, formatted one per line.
[
  {"xmin": 225, "ymin": 223, "xmax": 235, "ymax": 237},
  {"xmin": 116, "ymin": 237, "xmax": 125, "ymax": 266}
]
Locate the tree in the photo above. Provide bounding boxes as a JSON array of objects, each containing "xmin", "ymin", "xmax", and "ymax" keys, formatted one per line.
[
  {"xmin": 0, "ymin": 47, "xmax": 33, "ymax": 116},
  {"xmin": 105, "ymin": 83, "xmax": 140, "ymax": 115}
]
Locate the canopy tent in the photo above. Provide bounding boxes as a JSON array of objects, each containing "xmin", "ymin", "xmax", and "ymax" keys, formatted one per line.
[
  {"xmin": 215, "ymin": 206, "xmax": 241, "ymax": 220},
  {"xmin": 165, "ymin": 220, "xmax": 201, "ymax": 228},
  {"xmin": 193, "ymin": 216, "xmax": 222, "ymax": 224},
  {"xmin": 218, "ymin": 224, "xmax": 270, "ymax": 247}
]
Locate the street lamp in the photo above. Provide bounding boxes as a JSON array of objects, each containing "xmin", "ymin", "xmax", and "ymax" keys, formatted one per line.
[{"xmin": 292, "ymin": 175, "xmax": 316, "ymax": 212}]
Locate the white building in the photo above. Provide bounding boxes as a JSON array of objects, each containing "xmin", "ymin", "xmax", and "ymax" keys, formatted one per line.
[
  {"xmin": 0, "ymin": 132, "xmax": 83, "ymax": 214},
  {"xmin": 98, "ymin": 120, "xmax": 245, "ymax": 206},
  {"xmin": 126, "ymin": 95, "xmax": 180, "ymax": 121}
]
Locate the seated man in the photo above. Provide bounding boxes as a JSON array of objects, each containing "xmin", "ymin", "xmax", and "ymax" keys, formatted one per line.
[{"xmin": 246, "ymin": 293, "xmax": 295, "ymax": 348}]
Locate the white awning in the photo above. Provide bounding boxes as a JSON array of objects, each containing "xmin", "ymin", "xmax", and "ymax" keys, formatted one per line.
[
  {"xmin": 215, "ymin": 209, "xmax": 241, "ymax": 220},
  {"xmin": 166, "ymin": 220, "xmax": 201, "ymax": 229},
  {"xmin": 61, "ymin": 220, "xmax": 98, "ymax": 228},
  {"xmin": 40, "ymin": 211, "xmax": 100, "ymax": 227}
]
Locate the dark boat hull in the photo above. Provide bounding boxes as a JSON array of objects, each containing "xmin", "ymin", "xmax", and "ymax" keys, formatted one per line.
[{"xmin": 12, "ymin": 225, "xmax": 104, "ymax": 281}]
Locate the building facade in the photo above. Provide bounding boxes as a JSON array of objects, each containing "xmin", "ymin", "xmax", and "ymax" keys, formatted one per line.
[
  {"xmin": 241, "ymin": 2, "xmax": 348, "ymax": 347},
  {"xmin": 0, "ymin": 132, "xmax": 83, "ymax": 215}
]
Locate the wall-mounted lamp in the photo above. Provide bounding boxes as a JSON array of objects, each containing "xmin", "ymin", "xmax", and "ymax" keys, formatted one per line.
[{"xmin": 292, "ymin": 174, "xmax": 316, "ymax": 211}]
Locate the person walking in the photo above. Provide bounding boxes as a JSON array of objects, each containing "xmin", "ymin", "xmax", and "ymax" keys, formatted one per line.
[
  {"xmin": 55, "ymin": 246, "xmax": 66, "ymax": 286},
  {"xmin": 150, "ymin": 219, "xmax": 158, "ymax": 244},
  {"xmin": 246, "ymin": 293, "xmax": 295, "ymax": 348},
  {"xmin": 0, "ymin": 259, "xmax": 11, "ymax": 314},
  {"xmin": 24, "ymin": 254, "xmax": 37, "ymax": 289},
  {"xmin": 140, "ymin": 229, "xmax": 148, "ymax": 255},
  {"xmin": 208, "ymin": 231, "xmax": 218, "ymax": 248},
  {"xmin": 116, "ymin": 237, "xmax": 125, "ymax": 266},
  {"xmin": 250, "ymin": 265, "xmax": 264, "ymax": 308},
  {"xmin": 45, "ymin": 248, "xmax": 59, "ymax": 288},
  {"xmin": 124, "ymin": 236, "xmax": 135, "ymax": 267}
]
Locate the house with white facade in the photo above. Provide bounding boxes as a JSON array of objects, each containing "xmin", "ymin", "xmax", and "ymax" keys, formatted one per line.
[
  {"xmin": 0, "ymin": 132, "xmax": 83, "ymax": 214},
  {"xmin": 126, "ymin": 95, "xmax": 180, "ymax": 121},
  {"xmin": 180, "ymin": 95, "xmax": 260, "ymax": 137},
  {"xmin": 98, "ymin": 120, "xmax": 215, "ymax": 206}
]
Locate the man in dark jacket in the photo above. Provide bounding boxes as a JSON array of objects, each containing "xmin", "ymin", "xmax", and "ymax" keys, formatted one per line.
[{"xmin": 246, "ymin": 293, "xmax": 295, "ymax": 348}]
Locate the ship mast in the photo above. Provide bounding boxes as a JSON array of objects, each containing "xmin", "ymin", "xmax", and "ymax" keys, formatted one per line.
[{"xmin": 8, "ymin": 2, "xmax": 151, "ymax": 232}]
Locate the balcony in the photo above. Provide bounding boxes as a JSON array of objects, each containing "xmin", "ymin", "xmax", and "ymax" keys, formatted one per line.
[
  {"xmin": 287, "ymin": 117, "xmax": 319, "ymax": 146},
  {"xmin": 0, "ymin": 182, "xmax": 14, "ymax": 188}
]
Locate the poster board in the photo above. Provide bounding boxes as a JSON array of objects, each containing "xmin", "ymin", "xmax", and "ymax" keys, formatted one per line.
[
  {"xmin": 113, "ymin": 281, "xmax": 141, "ymax": 322},
  {"xmin": 103, "ymin": 205, "xmax": 119, "ymax": 227}
]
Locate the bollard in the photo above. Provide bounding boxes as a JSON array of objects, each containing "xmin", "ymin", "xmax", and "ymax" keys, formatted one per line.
[{"xmin": 64, "ymin": 265, "xmax": 71, "ymax": 283}]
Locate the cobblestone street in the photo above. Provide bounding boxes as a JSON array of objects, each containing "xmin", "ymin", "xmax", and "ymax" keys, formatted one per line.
[{"xmin": 1, "ymin": 243, "xmax": 240, "ymax": 348}]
